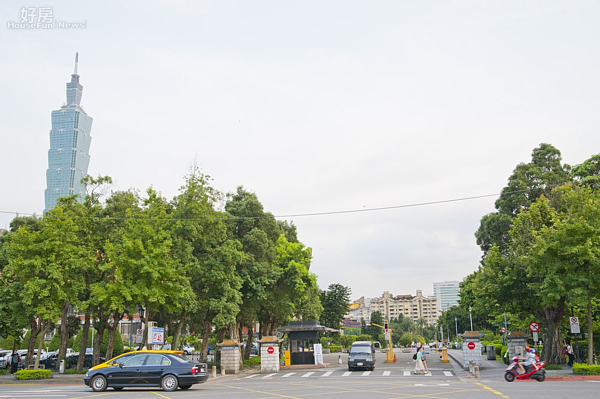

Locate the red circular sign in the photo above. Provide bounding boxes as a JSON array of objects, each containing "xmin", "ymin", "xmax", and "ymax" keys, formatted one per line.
[
  {"xmin": 467, "ymin": 342, "xmax": 476, "ymax": 350},
  {"xmin": 267, "ymin": 346, "xmax": 274, "ymax": 354},
  {"xmin": 529, "ymin": 322, "xmax": 540, "ymax": 332}
]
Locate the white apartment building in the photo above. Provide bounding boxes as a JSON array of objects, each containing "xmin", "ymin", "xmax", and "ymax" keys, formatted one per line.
[{"xmin": 369, "ymin": 290, "xmax": 439, "ymax": 325}]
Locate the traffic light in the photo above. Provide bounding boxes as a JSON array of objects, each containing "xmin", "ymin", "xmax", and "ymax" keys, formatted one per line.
[{"xmin": 384, "ymin": 320, "xmax": 388, "ymax": 330}]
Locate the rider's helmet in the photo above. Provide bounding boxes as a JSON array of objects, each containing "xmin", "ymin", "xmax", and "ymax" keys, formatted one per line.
[{"xmin": 525, "ymin": 345, "xmax": 531, "ymax": 352}]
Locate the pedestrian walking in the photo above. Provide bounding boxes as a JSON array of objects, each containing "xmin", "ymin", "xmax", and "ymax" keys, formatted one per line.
[
  {"xmin": 566, "ymin": 344, "xmax": 574, "ymax": 367},
  {"xmin": 414, "ymin": 345, "xmax": 425, "ymax": 374},
  {"xmin": 10, "ymin": 350, "xmax": 20, "ymax": 375}
]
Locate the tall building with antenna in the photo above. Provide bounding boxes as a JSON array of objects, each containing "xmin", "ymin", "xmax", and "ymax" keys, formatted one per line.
[{"xmin": 44, "ymin": 53, "xmax": 93, "ymax": 213}]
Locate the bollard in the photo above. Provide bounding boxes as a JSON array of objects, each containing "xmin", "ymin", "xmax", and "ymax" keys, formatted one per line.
[
  {"xmin": 221, "ymin": 367, "xmax": 226, "ymax": 376},
  {"xmin": 475, "ymin": 366, "xmax": 480, "ymax": 378},
  {"xmin": 212, "ymin": 366, "xmax": 216, "ymax": 378},
  {"xmin": 338, "ymin": 355, "xmax": 342, "ymax": 365}
]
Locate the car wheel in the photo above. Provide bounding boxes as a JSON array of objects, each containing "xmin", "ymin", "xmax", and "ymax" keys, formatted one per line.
[
  {"xmin": 91, "ymin": 375, "xmax": 107, "ymax": 392},
  {"xmin": 113, "ymin": 387, "xmax": 123, "ymax": 391},
  {"xmin": 504, "ymin": 372, "xmax": 515, "ymax": 382},
  {"xmin": 161, "ymin": 374, "xmax": 178, "ymax": 391},
  {"xmin": 180, "ymin": 385, "xmax": 192, "ymax": 390}
]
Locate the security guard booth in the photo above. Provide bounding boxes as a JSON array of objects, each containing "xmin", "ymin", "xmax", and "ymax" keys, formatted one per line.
[{"xmin": 277, "ymin": 321, "xmax": 336, "ymax": 365}]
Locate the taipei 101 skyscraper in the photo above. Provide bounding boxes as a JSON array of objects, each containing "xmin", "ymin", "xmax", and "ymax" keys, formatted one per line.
[{"xmin": 44, "ymin": 53, "xmax": 93, "ymax": 213}]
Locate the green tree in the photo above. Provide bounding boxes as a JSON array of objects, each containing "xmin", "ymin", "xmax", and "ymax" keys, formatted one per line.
[{"xmin": 320, "ymin": 284, "xmax": 351, "ymax": 330}]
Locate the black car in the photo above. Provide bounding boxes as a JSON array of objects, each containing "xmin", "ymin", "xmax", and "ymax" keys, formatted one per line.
[
  {"xmin": 348, "ymin": 341, "xmax": 376, "ymax": 371},
  {"xmin": 84, "ymin": 351, "xmax": 208, "ymax": 392}
]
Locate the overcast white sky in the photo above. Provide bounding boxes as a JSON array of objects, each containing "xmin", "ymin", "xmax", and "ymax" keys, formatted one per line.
[{"xmin": 1, "ymin": 1, "xmax": 599, "ymax": 300}]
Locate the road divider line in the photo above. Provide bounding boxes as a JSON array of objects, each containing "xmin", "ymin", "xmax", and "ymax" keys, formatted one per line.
[{"xmin": 475, "ymin": 382, "xmax": 511, "ymax": 399}]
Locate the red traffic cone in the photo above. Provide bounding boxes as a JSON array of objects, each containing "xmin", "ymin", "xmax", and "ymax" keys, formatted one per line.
[{"xmin": 393, "ymin": 354, "xmax": 397, "ymax": 363}]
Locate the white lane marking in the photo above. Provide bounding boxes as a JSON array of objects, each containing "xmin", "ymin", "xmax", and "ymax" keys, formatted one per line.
[
  {"xmin": 302, "ymin": 372, "xmax": 315, "ymax": 377},
  {"xmin": 343, "ymin": 371, "xmax": 352, "ymax": 376},
  {"xmin": 439, "ymin": 384, "xmax": 450, "ymax": 386},
  {"xmin": 282, "ymin": 372, "xmax": 296, "ymax": 378},
  {"xmin": 243, "ymin": 374, "xmax": 258, "ymax": 379},
  {"xmin": 262, "ymin": 373, "xmax": 277, "ymax": 379},
  {"xmin": 403, "ymin": 370, "xmax": 411, "ymax": 376},
  {"xmin": 444, "ymin": 371, "xmax": 453, "ymax": 376},
  {"xmin": 322, "ymin": 371, "xmax": 333, "ymax": 377},
  {"xmin": 383, "ymin": 371, "xmax": 391, "ymax": 376},
  {"xmin": 362, "ymin": 371, "xmax": 371, "ymax": 376},
  {"xmin": 415, "ymin": 383, "xmax": 425, "ymax": 386}
]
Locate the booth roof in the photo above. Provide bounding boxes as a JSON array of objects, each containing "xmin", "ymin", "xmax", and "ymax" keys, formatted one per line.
[{"xmin": 277, "ymin": 320, "xmax": 339, "ymax": 333}]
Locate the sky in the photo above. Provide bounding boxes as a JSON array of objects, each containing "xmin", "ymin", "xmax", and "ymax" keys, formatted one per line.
[{"xmin": 1, "ymin": 1, "xmax": 599, "ymax": 301}]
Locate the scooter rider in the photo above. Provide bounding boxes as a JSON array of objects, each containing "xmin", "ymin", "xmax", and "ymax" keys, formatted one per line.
[{"xmin": 518, "ymin": 346, "xmax": 535, "ymax": 374}]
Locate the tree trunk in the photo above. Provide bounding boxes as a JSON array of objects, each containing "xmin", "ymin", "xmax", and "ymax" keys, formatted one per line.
[
  {"xmin": 93, "ymin": 308, "xmax": 108, "ymax": 366},
  {"xmin": 58, "ymin": 301, "xmax": 70, "ymax": 361},
  {"xmin": 538, "ymin": 304, "xmax": 565, "ymax": 364},
  {"xmin": 77, "ymin": 309, "xmax": 91, "ymax": 371},
  {"xmin": 139, "ymin": 307, "xmax": 151, "ymax": 350},
  {"xmin": 244, "ymin": 328, "xmax": 254, "ymax": 360},
  {"xmin": 105, "ymin": 312, "xmax": 123, "ymax": 360},
  {"xmin": 35, "ymin": 321, "xmax": 51, "ymax": 370},
  {"xmin": 27, "ymin": 318, "xmax": 41, "ymax": 368},
  {"xmin": 201, "ymin": 321, "xmax": 211, "ymax": 359},
  {"xmin": 172, "ymin": 315, "xmax": 185, "ymax": 351},
  {"xmin": 588, "ymin": 294, "xmax": 594, "ymax": 365}
]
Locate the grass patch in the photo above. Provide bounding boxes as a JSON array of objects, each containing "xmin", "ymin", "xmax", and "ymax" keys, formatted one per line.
[
  {"xmin": 573, "ymin": 363, "xmax": 600, "ymax": 375},
  {"xmin": 543, "ymin": 364, "xmax": 563, "ymax": 370},
  {"xmin": 0, "ymin": 369, "xmax": 10, "ymax": 376},
  {"xmin": 14, "ymin": 369, "xmax": 53, "ymax": 380},
  {"xmin": 243, "ymin": 356, "xmax": 261, "ymax": 368},
  {"xmin": 63, "ymin": 368, "xmax": 89, "ymax": 374}
]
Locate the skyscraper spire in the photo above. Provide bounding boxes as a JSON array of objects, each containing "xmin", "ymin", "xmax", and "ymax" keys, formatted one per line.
[
  {"xmin": 67, "ymin": 52, "xmax": 83, "ymax": 106},
  {"xmin": 74, "ymin": 52, "xmax": 79, "ymax": 75}
]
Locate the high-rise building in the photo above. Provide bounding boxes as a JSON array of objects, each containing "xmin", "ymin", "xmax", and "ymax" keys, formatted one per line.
[
  {"xmin": 44, "ymin": 53, "xmax": 93, "ymax": 213},
  {"xmin": 433, "ymin": 281, "xmax": 461, "ymax": 312}
]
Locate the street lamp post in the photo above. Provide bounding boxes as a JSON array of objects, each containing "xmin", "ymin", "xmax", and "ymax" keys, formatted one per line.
[
  {"xmin": 469, "ymin": 306, "xmax": 473, "ymax": 331},
  {"xmin": 455, "ymin": 317, "xmax": 458, "ymax": 340}
]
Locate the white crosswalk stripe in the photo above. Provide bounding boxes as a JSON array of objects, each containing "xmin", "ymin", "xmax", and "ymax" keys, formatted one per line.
[
  {"xmin": 282, "ymin": 372, "xmax": 296, "ymax": 378},
  {"xmin": 403, "ymin": 370, "xmax": 411, "ymax": 376},
  {"xmin": 262, "ymin": 373, "xmax": 277, "ymax": 379},
  {"xmin": 243, "ymin": 374, "xmax": 258, "ymax": 379},
  {"xmin": 444, "ymin": 371, "xmax": 453, "ymax": 376},
  {"xmin": 302, "ymin": 372, "xmax": 315, "ymax": 377},
  {"xmin": 343, "ymin": 371, "xmax": 352, "ymax": 376},
  {"xmin": 362, "ymin": 371, "xmax": 371, "ymax": 376},
  {"xmin": 322, "ymin": 371, "xmax": 333, "ymax": 377},
  {"xmin": 383, "ymin": 371, "xmax": 391, "ymax": 376}
]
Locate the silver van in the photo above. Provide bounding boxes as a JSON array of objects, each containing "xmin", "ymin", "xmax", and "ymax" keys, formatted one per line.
[{"xmin": 347, "ymin": 341, "xmax": 376, "ymax": 371}]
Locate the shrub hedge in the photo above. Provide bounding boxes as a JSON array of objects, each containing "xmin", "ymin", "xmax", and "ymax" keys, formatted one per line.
[
  {"xmin": 14, "ymin": 369, "xmax": 53, "ymax": 380},
  {"xmin": 573, "ymin": 363, "xmax": 600, "ymax": 375},
  {"xmin": 329, "ymin": 345, "xmax": 343, "ymax": 353}
]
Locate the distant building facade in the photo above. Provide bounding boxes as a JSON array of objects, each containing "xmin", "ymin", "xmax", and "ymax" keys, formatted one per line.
[
  {"xmin": 433, "ymin": 281, "xmax": 461, "ymax": 312},
  {"xmin": 369, "ymin": 290, "xmax": 439, "ymax": 325},
  {"xmin": 44, "ymin": 53, "xmax": 93, "ymax": 213}
]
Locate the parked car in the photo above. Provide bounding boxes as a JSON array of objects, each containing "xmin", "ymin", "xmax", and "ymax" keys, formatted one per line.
[
  {"xmin": 243, "ymin": 342, "xmax": 259, "ymax": 356},
  {"xmin": 84, "ymin": 350, "xmax": 207, "ymax": 392},
  {"xmin": 347, "ymin": 341, "xmax": 376, "ymax": 371},
  {"xmin": 0, "ymin": 350, "xmax": 11, "ymax": 369},
  {"xmin": 183, "ymin": 344, "xmax": 195, "ymax": 355}
]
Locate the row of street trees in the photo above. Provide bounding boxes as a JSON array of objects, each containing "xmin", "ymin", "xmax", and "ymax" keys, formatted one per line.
[
  {"xmin": 442, "ymin": 144, "xmax": 600, "ymax": 364},
  {"xmin": 0, "ymin": 166, "xmax": 322, "ymax": 369}
]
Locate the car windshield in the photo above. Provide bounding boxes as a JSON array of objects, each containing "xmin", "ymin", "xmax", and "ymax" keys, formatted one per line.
[{"xmin": 350, "ymin": 345, "xmax": 371, "ymax": 354}]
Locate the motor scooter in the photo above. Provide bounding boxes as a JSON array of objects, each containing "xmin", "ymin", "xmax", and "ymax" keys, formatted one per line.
[{"xmin": 504, "ymin": 355, "xmax": 546, "ymax": 382}]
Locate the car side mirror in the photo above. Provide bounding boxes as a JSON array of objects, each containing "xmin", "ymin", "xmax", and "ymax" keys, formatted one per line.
[{"xmin": 118, "ymin": 363, "xmax": 125, "ymax": 369}]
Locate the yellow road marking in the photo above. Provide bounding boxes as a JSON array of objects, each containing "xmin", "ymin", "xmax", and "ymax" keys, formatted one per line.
[
  {"xmin": 150, "ymin": 391, "xmax": 171, "ymax": 399},
  {"xmin": 475, "ymin": 382, "xmax": 510, "ymax": 399},
  {"xmin": 217, "ymin": 383, "xmax": 302, "ymax": 399}
]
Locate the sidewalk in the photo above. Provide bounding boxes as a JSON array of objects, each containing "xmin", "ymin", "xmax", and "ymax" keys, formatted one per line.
[{"xmin": 446, "ymin": 348, "xmax": 600, "ymax": 381}]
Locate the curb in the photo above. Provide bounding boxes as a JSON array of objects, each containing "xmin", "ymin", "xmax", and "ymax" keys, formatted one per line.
[{"xmin": 546, "ymin": 375, "xmax": 600, "ymax": 381}]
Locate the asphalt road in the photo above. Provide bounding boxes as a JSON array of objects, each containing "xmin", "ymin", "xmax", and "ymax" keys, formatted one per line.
[{"xmin": 1, "ymin": 350, "xmax": 599, "ymax": 398}]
